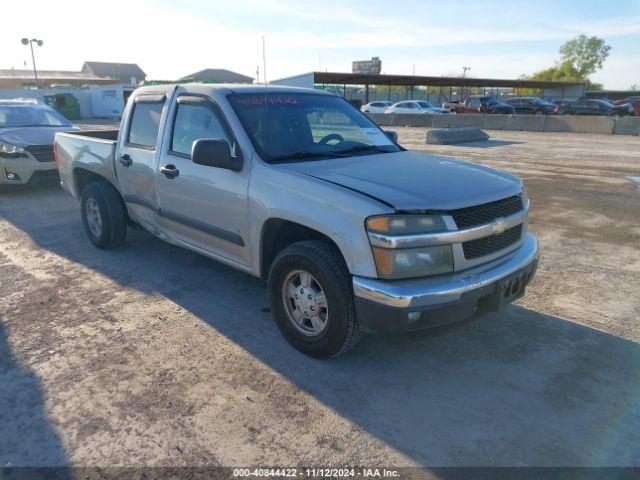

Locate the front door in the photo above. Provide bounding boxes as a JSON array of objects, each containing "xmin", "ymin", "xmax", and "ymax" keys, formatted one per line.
[{"xmin": 156, "ymin": 94, "xmax": 250, "ymax": 268}]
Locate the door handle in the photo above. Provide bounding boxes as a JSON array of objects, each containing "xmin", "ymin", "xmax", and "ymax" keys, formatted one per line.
[
  {"xmin": 160, "ymin": 164, "xmax": 180, "ymax": 179},
  {"xmin": 119, "ymin": 154, "xmax": 132, "ymax": 167}
]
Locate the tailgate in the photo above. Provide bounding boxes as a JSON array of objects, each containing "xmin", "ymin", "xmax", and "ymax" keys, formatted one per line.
[{"xmin": 55, "ymin": 131, "xmax": 118, "ymax": 198}]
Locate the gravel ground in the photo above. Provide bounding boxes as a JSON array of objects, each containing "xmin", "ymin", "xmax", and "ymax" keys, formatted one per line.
[{"xmin": 1, "ymin": 129, "xmax": 639, "ymax": 469}]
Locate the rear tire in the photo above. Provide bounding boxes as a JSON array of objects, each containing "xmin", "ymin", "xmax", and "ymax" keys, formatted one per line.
[
  {"xmin": 268, "ymin": 239, "xmax": 360, "ymax": 358},
  {"xmin": 80, "ymin": 181, "xmax": 127, "ymax": 249}
]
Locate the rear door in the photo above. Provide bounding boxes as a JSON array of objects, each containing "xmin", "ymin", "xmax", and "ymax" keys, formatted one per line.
[
  {"xmin": 115, "ymin": 93, "xmax": 168, "ymax": 229},
  {"xmin": 156, "ymin": 92, "xmax": 250, "ymax": 268}
]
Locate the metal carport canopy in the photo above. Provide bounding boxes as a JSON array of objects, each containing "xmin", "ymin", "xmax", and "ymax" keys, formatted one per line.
[{"xmin": 313, "ymin": 71, "xmax": 585, "ymax": 89}]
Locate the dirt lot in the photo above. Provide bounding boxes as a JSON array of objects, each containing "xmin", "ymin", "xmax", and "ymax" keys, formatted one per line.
[{"xmin": 1, "ymin": 129, "xmax": 639, "ymax": 469}]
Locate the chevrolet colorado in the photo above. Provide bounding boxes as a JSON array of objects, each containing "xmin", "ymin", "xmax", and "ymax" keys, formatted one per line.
[{"xmin": 55, "ymin": 84, "xmax": 538, "ymax": 358}]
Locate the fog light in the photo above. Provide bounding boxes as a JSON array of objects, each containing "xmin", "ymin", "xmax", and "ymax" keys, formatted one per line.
[
  {"xmin": 6, "ymin": 172, "xmax": 21, "ymax": 181},
  {"xmin": 408, "ymin": 312, "xmax": 421, "ymax": 322}
]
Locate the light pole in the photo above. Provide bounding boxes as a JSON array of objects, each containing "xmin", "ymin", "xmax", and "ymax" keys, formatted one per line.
[
  {"xmin": 461, "ymin": 66, "xmax": 470, "ymax": 99},
  {"xmin": 21, "ymin": 38, "xmax": 43, "ymax": 87}
]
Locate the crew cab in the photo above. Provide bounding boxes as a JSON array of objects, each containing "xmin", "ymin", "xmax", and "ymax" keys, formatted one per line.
[
  {"xmin": 55, "ymin": 84, "xmax": 538, "ymax": 358},
  {"xmin": 443, "ymin": 95, "xmax": 515, "ymax": 114}
]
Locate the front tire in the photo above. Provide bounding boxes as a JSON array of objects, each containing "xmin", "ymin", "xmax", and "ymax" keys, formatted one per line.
[
  {"xmin": 268, "ymin": 240, "xmax": 360, "ymax": 358},
  {"xmin": 80, "ymin": 182, "xmax": 127, "ymax": 249}
]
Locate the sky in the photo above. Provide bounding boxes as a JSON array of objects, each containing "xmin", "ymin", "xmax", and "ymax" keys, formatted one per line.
[{"xmin": 2, "ymin": 0, "xmax": 639, "ymax": 89}]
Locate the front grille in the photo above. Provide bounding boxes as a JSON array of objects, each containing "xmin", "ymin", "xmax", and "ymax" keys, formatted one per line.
[
  {"xmin": 25, "ymin": 145, "xmax": 54, "ymax": 163},
  {"xmin": 462, "ymin": 225, "xmax": 522, "ymax": 259},
  {"xmin": 451, "ymin": 195, "xmax": 523, "ymax": 229}
]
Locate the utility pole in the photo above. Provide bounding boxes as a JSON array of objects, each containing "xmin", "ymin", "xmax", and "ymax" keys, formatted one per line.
[
  {"xmin": 462, "ymin": 66, "xmax": 470, "ymax": 99},
  {"xmin": 262, "ymin": 36, "xmax": 267, "ymax": 85},
  {"xmin": 21, "ymin": 38, "xmax": 43, "ymax": 87}
]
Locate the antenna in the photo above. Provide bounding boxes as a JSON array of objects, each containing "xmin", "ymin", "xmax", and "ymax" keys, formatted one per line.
[{"xmin": 262, "ymin": 36, "xmax": 267, "ymax": 85}]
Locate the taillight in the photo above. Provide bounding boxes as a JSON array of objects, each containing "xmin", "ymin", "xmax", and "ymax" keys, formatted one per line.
[{"xmin": 53, "ymin": 142, "xmax": 60, "ymax": 169}]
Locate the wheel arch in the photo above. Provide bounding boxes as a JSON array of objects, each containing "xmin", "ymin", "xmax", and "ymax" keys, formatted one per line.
[
  {"xmin": 73, "ymin": 167, "xmax": 118, "ymax": 197},
  {"xmin": 260, "ymin": 218, "xmax": 349, "ymax": 280}
]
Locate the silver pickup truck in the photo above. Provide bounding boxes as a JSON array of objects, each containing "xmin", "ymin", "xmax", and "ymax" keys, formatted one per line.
[{"xmin": 55, "ymin": 84, "xmax": 538, "ymax": 358}]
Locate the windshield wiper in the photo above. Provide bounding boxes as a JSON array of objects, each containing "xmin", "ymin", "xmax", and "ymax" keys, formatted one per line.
[
  {"xmin": 334, "ymin": 145, "xmax": 394, "ymax": 155},
  {"xmin": 269, "ymin": 150, "xmax": 345, "ymax": 163}
]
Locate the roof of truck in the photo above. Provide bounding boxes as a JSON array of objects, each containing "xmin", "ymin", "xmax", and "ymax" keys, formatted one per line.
[{"xmin": 133, "ymin": 83, "xmax": 332, "ymax": 96}]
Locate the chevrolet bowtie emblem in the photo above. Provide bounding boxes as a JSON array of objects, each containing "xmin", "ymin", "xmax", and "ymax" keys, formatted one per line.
[{"xmin": 493, "ymin": 218, "xmax": 507, "ymax": 234}]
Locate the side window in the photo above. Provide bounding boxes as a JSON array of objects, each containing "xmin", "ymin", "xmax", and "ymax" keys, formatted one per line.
[
  {"xmin": 469, "ymin": 98, "xmax": 480, "ymax": 108},
  {"xmin": 127, "ymin": 101, "xmax": 164, "ymax": 148},
  {"xmin": 171, "ymin": 102, "xmax": 232, "ymax": 156}
]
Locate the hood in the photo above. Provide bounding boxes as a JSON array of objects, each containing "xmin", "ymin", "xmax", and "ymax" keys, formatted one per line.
[
  {"xmin": 277, "ymin": 150, "xmax": 522, "ymax": 211},
  {"xmin": 0, "ymin": 125, "xmax": 79, "ymax": 146}
]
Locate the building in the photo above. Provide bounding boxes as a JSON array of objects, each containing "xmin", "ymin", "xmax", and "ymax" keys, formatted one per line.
[
  {"xmin": 0, "ymin": 62, "xmax": 146, "ymax": 89},
  {"xmin": 0, "ymin": 69, "xmax": 117, "ymax": 89},
  {"xmin": 82, "ymin": 62, "xmax": 147, "ymax": 87},
  {"xmin": 179, "ymin": 69, "xmax": 253, "ymax": 84}
]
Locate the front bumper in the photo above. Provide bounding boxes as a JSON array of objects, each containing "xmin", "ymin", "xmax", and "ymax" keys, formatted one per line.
[
  {"xmin": 0, "ymin": 155, "xmax": 58, "ymax": 185},
  {"xmin": 353, "ymin": 234, "xmax": 539, "ymax": 333}
]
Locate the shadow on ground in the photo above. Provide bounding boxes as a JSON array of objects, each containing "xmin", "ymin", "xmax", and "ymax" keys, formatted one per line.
[
  {"xmin": 1, "ymin": 184, "xmax": 639, "ymax": 467},
  {"xmin": 0, "ymin": 321, "xmax": 69, "ymax": 468}
]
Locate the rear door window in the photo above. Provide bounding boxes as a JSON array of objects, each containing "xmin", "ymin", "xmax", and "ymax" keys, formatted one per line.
[{"xmin": 127, "ymin": 100, "xmax": 164, "ymax": 148}]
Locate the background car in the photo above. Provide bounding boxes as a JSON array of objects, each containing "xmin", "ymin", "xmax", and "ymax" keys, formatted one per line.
[
  {"xmin": 563, "ymin": 99, "xmax": 633, "ymax": 116},
  {"xmin": 360, "ymin": 101, "xmax": 392, "ymax": 114},
  {"xmin": 612, "ymin": 98, "xmax": 640, "ymax": 116},
  {"xmin": 552, "ymin": 99, "xmax": 576, "ymax": 115},
  {"xmin": 443, "ymin": 95, "xmax": 515, "ymax": 114},
  {"xmin": 505, "ymin": 97, "xmax": 558, "ymax": 115},
  {"xmin": 0, "ymin": 99, "xmax": 79, "ymax": 188},
  {"xmin": 385, "ymin": 100, "xmax": 452, "ymax": 114}
]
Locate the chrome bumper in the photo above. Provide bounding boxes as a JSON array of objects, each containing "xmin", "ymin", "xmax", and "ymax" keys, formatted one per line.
[{"xmin": 353, "ymin": 234, "xmax": 539, "ymax": 309}]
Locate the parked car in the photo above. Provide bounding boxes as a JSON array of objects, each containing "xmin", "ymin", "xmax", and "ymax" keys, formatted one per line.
[
  {"xmin": 443, "ymin": 95, "xmax": 515, "ymax": 114},
  {"xmin": 612, "ymin": 98, "xmax": 640, "ymax": 116},
  {"xmin": 360, "ymin": 101, "xmax": 392, "ymax": 114},
  {"xmin": 563, "ymin": 99, "xmax": 633, "ymax": 116},
  {"xmin": 55, "ymin": 84, "xmax": 538, "ymax": 358},
  {"xmin": 0, "ymin": 99, "xmax": 79, "ymax": 188},
  {"xmin": 504, "ymin": 97, "xmax": 558, "ymax": 115},
  {"xmin": 552, "ymin": 99, "xmax": 576, "ymax": 115},
  {"xmin": 385, "ymin": 100, "xmax": 452, "ymax": 114}
]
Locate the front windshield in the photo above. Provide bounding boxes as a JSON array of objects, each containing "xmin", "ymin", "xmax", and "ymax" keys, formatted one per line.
[
  {"xmin": 0, "ymin": 104, "xmax": 71, "ymax": 128},
  {"xmin": 228, "ymin": 92, "xmax": 401, "ymax": 162}
]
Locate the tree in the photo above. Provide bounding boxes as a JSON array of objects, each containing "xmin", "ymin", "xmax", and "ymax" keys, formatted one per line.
[
  {"xmin": 559, "ymin": 34, "xmax": 611, "ymax": 78},
  {"xmin": 630, "ymin": 84, "xmax": 640, "ymax": 91},
  {"xmin": 522, "ymin": 35, "xmax": 611, "ymax": 88}
]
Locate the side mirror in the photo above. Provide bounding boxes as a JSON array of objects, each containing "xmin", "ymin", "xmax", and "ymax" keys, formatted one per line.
[
  {"xmin": 192, "ymin": 138, "xmax": 242, "ymax": 171},
  {"xmin": 384, "ymin": 130, "xmax": 398, "ymax": 142}
]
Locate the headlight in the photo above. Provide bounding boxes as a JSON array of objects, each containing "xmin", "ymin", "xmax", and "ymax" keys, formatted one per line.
[
  {"xmin": 367, "ymin": 214, "xmax": 446, "ymax": 235},
  {"xmin": 372, "ymin": 245, "xmax": 453, "ymax": 279},
  {"xmin": 0, "ymin": 141, "xmax": 26, "ymax": 156},
  {"xmin": 521, "ymin": 185, "xmax": 529, "ymax": 207},
  {"xmin": 367, "ymin": 214, "xmax": 453, "ymax": 279}
]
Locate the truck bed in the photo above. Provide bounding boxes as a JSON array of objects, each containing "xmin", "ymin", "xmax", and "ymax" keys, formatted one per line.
[
  {"xmin": 64, "ymin": 129, "xmax": 120, "ymax": 141},
  {"xmin": 55, "ymin": 130, "xmax": 119, "ymax": 199}
]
